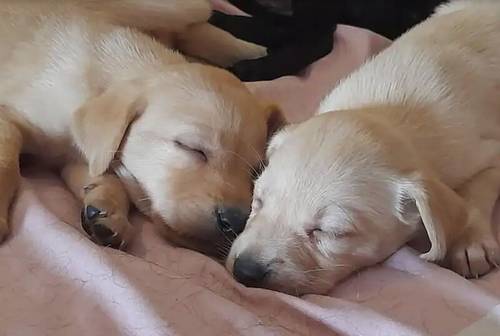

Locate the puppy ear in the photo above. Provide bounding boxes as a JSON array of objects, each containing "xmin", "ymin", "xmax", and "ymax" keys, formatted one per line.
[
  {"xmin": 395, "ymin": 172, "xmax": 466, "ymax": 262},
  {"xmin": 72, "ymin": 81, "xmax": 147, "ymax": 177},
  {"xmin": 266, "ymin": 124, "xmax": 297, "ymax": 159},
  {"xmin": 265, "ymin": 104, "xmax": 287, "ymax": 140}
]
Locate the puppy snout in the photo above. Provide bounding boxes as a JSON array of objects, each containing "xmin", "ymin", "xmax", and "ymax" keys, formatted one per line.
[
  {"xmin": 233, "ymin": 253, "xmax": 268, "ymax": 287},
  {"xmin": 215, "ymin": 206, "xmax": 249, "ymax": 235}
]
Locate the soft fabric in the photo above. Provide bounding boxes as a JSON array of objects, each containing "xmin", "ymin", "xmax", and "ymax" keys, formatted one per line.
[{"xmin": 2, "ymin": 5, "xmax": 500, "ymax": 336}]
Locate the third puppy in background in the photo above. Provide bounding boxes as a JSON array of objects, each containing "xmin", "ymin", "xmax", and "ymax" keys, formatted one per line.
[{"xmin": 210, "ymin": 0, "xmax": 448, "ymax": 81}]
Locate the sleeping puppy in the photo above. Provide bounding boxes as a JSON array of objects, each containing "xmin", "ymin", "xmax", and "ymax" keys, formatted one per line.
[
  {"xmin": 226, "ymin": 0, "xmax": 500, "ymax": 294},
  {"xmin": 0, "ymin": 0, "xmax": 282, "ymax": 257}
]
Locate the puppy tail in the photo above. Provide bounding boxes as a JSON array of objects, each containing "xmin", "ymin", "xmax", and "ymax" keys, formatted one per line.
[{"xmin": 81, "ymin": 0, "xmax": 212, "ymax": 32}]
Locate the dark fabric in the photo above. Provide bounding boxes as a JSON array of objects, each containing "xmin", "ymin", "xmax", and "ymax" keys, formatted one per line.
[
  {"xmin": 211, "ymin": 0, "xmax": 448, "ymax": 81},
  {"xmin": 227, "ymin": 28, "xmax": 335, "ymax": 81},
  {"xmin": 338, "ymin": 0, "xmax": 448, "ymax": 39}
]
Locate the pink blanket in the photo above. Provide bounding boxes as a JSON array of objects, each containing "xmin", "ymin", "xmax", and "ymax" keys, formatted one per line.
[{"xmin": 2, "ymin": 5, "xmax": 500, "ymax": 336}]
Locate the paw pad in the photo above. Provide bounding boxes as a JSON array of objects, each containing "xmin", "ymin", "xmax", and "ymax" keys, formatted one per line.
[{"xmin": 81, "ymin": 205, "xmax": 125, "ymax": 250}]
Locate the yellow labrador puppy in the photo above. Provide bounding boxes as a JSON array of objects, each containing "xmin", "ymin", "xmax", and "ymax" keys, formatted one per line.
[
  {"xmin": 227, "ymin": 0, "xmax": 500, "ymax": 295},
  {"xmin": 0, "ymin": 0, "xmax": 282, "ymax": 256}
]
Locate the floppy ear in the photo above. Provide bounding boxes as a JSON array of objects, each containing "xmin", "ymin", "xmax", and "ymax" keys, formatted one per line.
[
  {"xmin": 395, "ymin": 172, "xmax": 467, "ymax": 262},
  {"xmin": 265, "ymin": 104, "xmax": 287, "ymax": 140},
  {"xmin": 72, "ymin": 82, "xmax": 147, "ymax": 177},
  {"xmin": 266, "ymin": 123, "xmax": 297, "ymax": 159},
  {"xmin": 263, "ymin": 104, "xmax": 291, "ymax": 158}
]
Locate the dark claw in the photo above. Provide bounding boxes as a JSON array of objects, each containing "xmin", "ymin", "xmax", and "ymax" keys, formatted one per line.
[
  {"xmin": 80, "ymin": 205, "xmax": 124, "ymax": 250},
  {"xmin": 80, "ymin": 209, "xmax": 93, "ymax": 236},
  {"xmin": 85, "ymin": 205, "xmax": 102, "ymax": 220}
]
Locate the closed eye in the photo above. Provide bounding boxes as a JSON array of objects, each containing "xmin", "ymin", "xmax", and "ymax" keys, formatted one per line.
[
  {"xmin": 306, "ymin": 227, "xmax": 323, "ymax": 237},
  {"xmin": 252, "ymin": 197, "xmax": 263, "ymax": 211},
  {"xmin": 174, "ymin": 140, "xmax": 208, "ymax": 162},
  {"xmin": 307, "ymin": 227, "xmax": 356, "ymax": 239},
  {"xmin": 332, "ymin": 230, "xmax": 356, "ymax": 239}
]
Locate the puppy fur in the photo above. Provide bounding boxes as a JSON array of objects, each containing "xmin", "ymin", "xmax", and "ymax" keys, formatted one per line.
[
  {"xmin": 0, "ymin": 0, "xmax": 280, "ymax": 255},
  {"xmin": 227, "ymin": 0, "xmax": 500, "ymax": 295}
]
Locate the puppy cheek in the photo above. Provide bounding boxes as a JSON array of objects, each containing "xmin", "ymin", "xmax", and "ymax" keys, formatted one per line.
[
  {"xmin": 287, "ymin": 236, "xmax": 321, "ymax": 270},
  {"xmin": 265, "ymin": 263, "xmax": 311, "ymax": 294},
  {"xmin": 303, "ymin": 272, "xmax": 337, "ymax": 295},
  {"xmin": 167, "ymin": 169, "xmax": 217, "ymax": 211},
  {"xmin": 272, "ymin": 256, "xmax": 338, "ymax": 295},
  {"xmin": 168, "ymin": 200, "xmax": 217, "ymax": 238}
]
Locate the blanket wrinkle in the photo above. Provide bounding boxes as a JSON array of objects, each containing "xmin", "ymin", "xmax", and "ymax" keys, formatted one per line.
[{"xmin": 2, "ymin": 4, "xmax": 500, "ymax": 334}]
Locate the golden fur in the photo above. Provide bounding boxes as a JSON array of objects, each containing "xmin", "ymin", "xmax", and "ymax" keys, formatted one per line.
[
  {"xmin": 0, "ymin": 0, "xmax": 283, "ymax": 255},
  {"xmin": 227, "ymin": 0, "xmax": 500, "ymax": 294}
]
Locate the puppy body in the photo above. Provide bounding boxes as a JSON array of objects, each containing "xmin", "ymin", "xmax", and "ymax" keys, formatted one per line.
[
  {"xmin": 227, "ymin": 1, "xmax": 500, "ymax": 295},
  {"xmin": 319, "ymin": 1, "xmax": 500, "ymax": 188},
  {"xmin": 0, "ymin": 0, "xmax": 276, "ymax": 253},
  {"xmin": 1, "ymin": 2, "xmax": 187, "ymax": 165}
]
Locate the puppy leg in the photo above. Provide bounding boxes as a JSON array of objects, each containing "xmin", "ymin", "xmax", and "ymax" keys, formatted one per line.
[
  {"xmin": 0, "ymin": 116, "xmax": 22, "ymax": 243},
  {"xmin": 61, "ymin": 163, "xmax": 133, "ymax": 249},
  {"xmin": 84, "ymin": 0, "xmax": 212, "ymax": 33},
  {"xmin": 448, "ymin": 167, "xmax": 500, "ymax": 277},
  {"xmin": 175, "ymin": 22, "xmax": 267, "ymax": 67},
  {"xmin": 228, "ymin": 29, "xmax": 335, "ymax": 81}
]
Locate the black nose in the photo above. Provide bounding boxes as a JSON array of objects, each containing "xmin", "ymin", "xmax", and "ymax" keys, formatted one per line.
[
  {"xmin": 233, "ymin": 254, "xmax": 268, "ymax": 287},
  {"xmin": 215, "ymin": 206, "xmax": 249, "ymax": 235}
]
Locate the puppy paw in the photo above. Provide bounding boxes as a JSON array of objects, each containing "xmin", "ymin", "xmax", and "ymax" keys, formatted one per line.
[
  {"xmin": 80, "ymin": 198, "xmax": 132, "ymax": 250},
  {"xmin": 235, "ymin": 41, "xmax": 267, "ymax": 63},
  {"xmin": 448, "ymin": 230, "xmax": 500, "ymax": 278}
]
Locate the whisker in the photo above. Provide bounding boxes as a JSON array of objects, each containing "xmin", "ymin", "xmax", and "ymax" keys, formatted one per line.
[
  {"xmin": 247, "ymin": 144, "xmax": 267, "ymax": 176},
  {"xmin": 301, "ymin": 265, "xmax": 351, "ymax": 275},
  {"xmin": 309, "ymin": 275, "xmax": 335, "ymax": 287},
  {"xmin": 223, "ymin": 149, "xmax": 260, "ymax": 177}
]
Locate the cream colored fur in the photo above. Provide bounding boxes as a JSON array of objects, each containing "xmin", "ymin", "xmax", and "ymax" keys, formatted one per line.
[
  {"xmin": 227, "ymin": 0, "xmax": 500, "ymax": 295},
  {"xmin": 0, "ymin": 0, "xmax": 279, "ymax": 255}
]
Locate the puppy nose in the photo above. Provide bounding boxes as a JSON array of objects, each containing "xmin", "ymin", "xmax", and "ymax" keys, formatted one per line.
[
  {"xmin": 215, "ymin": 206, "xmax": 249, "ymax": 235},
  {"xmin": 233, "ymin": 254, "xmax": 268, "ymax": 287}
]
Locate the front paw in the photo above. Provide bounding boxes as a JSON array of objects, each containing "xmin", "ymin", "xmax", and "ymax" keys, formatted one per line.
[
  {"xmin": 80, "ymin": 202, "xmax": 132, "ymax": 250},
  {"xmin": 448, "ymin": 227, "xmax": 500, "ymax": 278}
]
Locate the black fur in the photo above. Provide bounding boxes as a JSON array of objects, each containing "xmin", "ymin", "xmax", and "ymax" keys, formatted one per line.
[{"xmin": 210, "ymin": 0, "xmax": 448, "ymax": 81}]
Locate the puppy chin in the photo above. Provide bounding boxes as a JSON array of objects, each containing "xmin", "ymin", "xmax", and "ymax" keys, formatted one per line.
[
  {"xmin": 151, "ymin": 213, "xmax": 218, "ymax": 254},
  {"xmin": 259, "ymin": 273, "xmax": 336, "ymax": 296}
]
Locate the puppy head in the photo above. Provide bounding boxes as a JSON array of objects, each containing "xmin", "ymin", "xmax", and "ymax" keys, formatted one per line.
[
  {"xmin": 72, "ymin": 64, "xmax": 284, "ymax": 256},
  {"xmin": 226, "ymin": 109, "xmax": 465, "ymax": 295}
]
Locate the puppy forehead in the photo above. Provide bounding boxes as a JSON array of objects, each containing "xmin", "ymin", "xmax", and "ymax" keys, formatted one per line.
[
  {"xmin": 273, "ymin": 116, "xmax": 385, "ymax": 170},
  {"xmin": 259, "ymin": 122, "xmax": 391, "ymax": 212},
  {"xmin": 147, "ymin": 85, "xmax": 267, "ymax": 131}
]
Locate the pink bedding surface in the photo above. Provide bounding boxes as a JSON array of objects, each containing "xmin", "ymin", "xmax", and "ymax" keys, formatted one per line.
[{"xmin": 2, "ymin": 3, "xmax": 500, "ymax": 336}]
